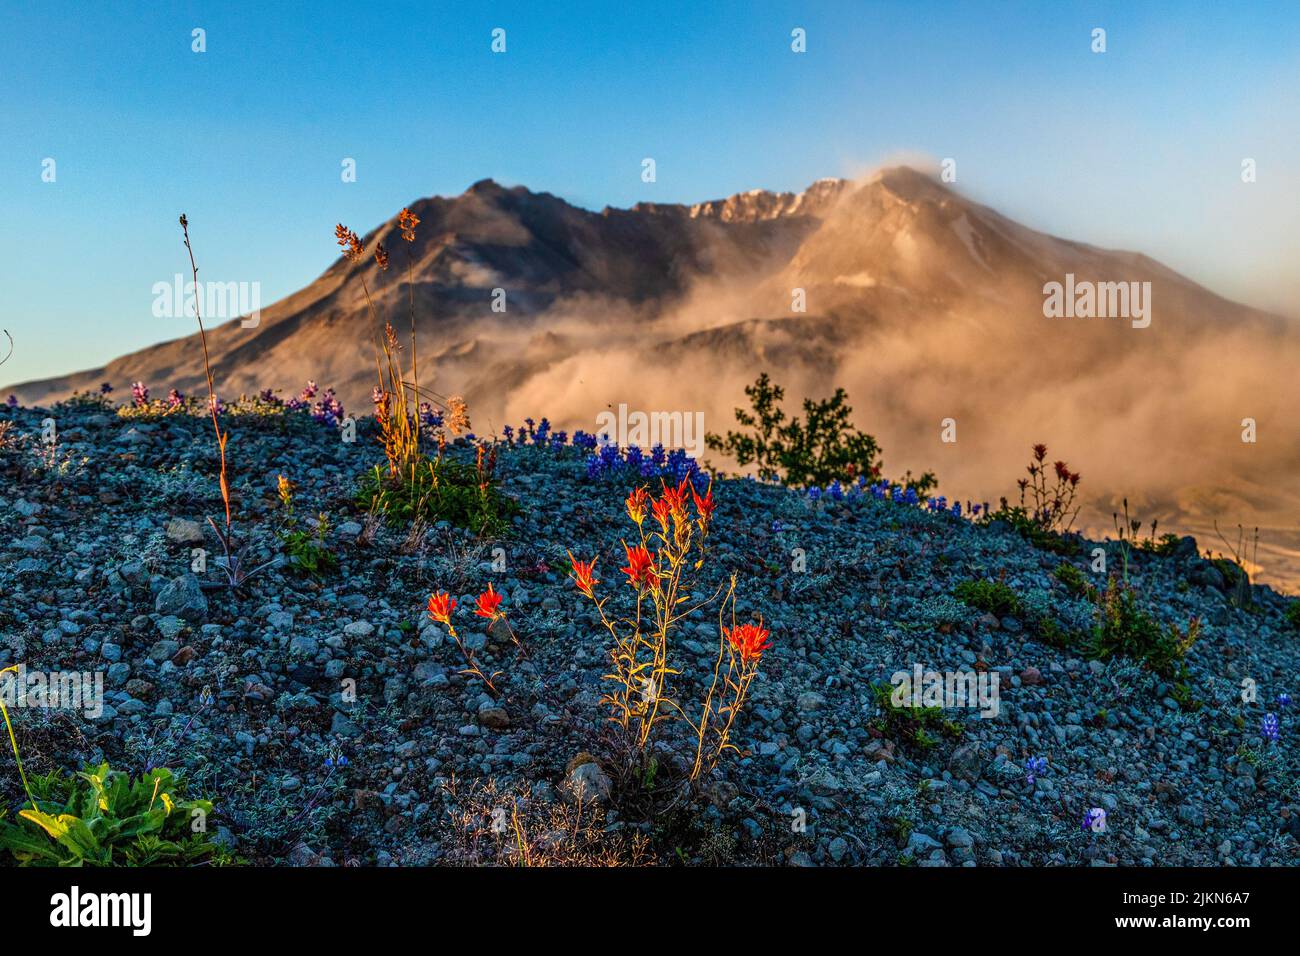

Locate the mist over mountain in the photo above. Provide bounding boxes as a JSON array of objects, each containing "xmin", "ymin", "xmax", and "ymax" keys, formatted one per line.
[{"xmin": 10, "ymin": 166, "xmax": 1300, "ymax": 587}]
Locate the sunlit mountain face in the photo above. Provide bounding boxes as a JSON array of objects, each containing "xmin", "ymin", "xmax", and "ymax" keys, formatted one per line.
[{"xmin": 12, "ymin": 166, "xmax": 1300, "ymax": 588}]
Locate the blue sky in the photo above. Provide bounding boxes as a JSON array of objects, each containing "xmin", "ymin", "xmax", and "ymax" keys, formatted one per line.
[{"xmin": 2, "ymin": 0, "xmax": 1298, "ymax": 386}]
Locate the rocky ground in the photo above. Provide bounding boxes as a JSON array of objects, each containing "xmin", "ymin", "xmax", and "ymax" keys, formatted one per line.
[{"xmin": 1, "ymin": 397, "xmax": 1297, "ymax": 866}]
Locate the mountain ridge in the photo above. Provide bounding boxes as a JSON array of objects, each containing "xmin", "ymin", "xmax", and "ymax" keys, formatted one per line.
[{"xmin": 8, "ymin": 165, "xmax": 1300, "ymax": 589}]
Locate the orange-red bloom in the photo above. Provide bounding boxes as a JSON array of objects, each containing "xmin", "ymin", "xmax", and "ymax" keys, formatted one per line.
[
  {"xmin": 473, "ymin": 583, "xmax": 504, "ymax": 620},
  {"xmin": 427, "ymin": 591, "xmax": 456, "ymax": 626},
  {"xmin": 725, "ymin": 622, "xmax": 771, "ymax": 663},
  {"xmin": 691, "ymin": 479, "xmax": 715, "ymax": 524},
  {"xmin": 650, "ymin": 496, "xmax": 673, "ymax": 531},
  {"xmin": 620, "ymin": 543, "xmax": 659, "ymax": 591},
  {"xmin": 660, "ymin": 476, "xmax": 690, "ymax": 516},
  {"xmin": 626, "ymin": 486, "xmax": 650, "ymax": 526},
  {"xmin": 567, "ymin": 551, "xmax": 599, "ymax": 599}
]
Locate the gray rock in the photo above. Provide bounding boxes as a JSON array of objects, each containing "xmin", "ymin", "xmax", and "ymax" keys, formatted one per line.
[
  {"xmin": 155, "ymin": 573, "xmax": 208, "ymax": 622},
  {"xmin": 478, "ymin": 704, "xmax": 511, "ymax": 730},
  {"xmin": 564, "ymin": 761, "xmax": 612, "ymax": 803},
  {"xmin": 948, "ymin": 741, "xmax": 983, "ymax": 782},
  {"xmin": 165, "ymin": 518, "xmax": 206, "ymax": 545}
]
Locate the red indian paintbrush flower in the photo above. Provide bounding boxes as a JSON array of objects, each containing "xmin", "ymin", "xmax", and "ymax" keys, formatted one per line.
[
  {"xmin": 427, "ymin": 591, "xmax": 456, "ymax": 627},
  {"xmin": 567, "ymin": 551, "xmax": 599, "ymax": 599},
  {"xmin": 660, "ymin": 476, "xmax": 690, "ymax": 516},
  {"xmin": 650, "ymin": 496, "xmax": 673, "ymax": 531},
  {"xmin": 691, "ymin": 478, "xmax": 715, "ymax": 524},
  {"xmin": 725, "ymin": 622, "xmax": 771, "ymax": 663},
  {"xmin": 620, "ymin": 542, "xmax": 659, "ymax": 591},
  {"xmin": 626, "ymin": 486, "xmax": 650, "ymax": 526},
  {"xmin": 473, "ymin": 583, "xmax": 504, "ymax": 620}
]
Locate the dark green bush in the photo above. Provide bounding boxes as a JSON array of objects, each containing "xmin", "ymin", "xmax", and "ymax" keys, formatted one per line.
[
  {"xmin": 705, "ymin": 372, "xmax": 936, "ymax": 493},
  {"xmin": 1285, "ymin": 602, "xmax": 1300, "ymax": 630},
  {"xmin": 1090, "ymin": 577, "xmax": 1200, "ymax": 682},
  {"xmin": 983, "ymin": 504, "xmax": 1080, "ymax": 555},
  {"xmin": 356, "ymin": 454, "xmax": 520, "ymax": 536},
  {"xmin": 1054, "ymin": 562, "xmax": 1097, "ymax": 601},
  {"xmin": 954, "ymin": 578, "xmax": 1022, "ymax": 618},
  {"xmin": 869, "ymin": 682, "xmax": 964, "ymax": 751}
]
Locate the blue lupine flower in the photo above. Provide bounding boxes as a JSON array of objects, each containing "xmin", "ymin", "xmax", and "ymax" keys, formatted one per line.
[
  {"xmin": 1262, "ymin": 713, "xmax": 1280, "ymax": 743},
  {"xmin": 807, "ymin": 486, "xmax": 822, "ymax": 501},
  {"xmin": 828, "ymin": 480, "xmax": 844, "ymax": 502},
  {"xmin": 1278, "ymin": 692, "xmax": 1291, "ymax": 708},
  {"xmin": 1082, "ymin": 808, "xmax": 1106, "ymax": 833},
  {"xmin": 1024, "ymin": 756, "xmax": 1047, "ymax": 786}
]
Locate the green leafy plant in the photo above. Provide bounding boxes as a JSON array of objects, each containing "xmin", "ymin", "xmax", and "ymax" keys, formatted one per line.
[
  {"xmin": 357, "ymin": 447, "xmax": 520, "ymax": 536},
  {"xmin": 869, "ymin": 682, "xmax": 964, "ymax": 751},
  {"xmin": 706, "ymin": 372, "xmax": 935, "ymax": 493},
  {"xmin": 1090, "ymin": 576, "xmax": 1201, "ymax": 683},
  {"xmin": 983, "ymin": 444, "xmax": 1083, "ymax": 554},
  {"xmin": 275, "ymin": 475, "xmax": 337, "ymax": 578},
  {"xmin": 953, "ymin": 578, "xmax": 1022, "ymax": 618},
  {"xmin": 0, "ymin": 763, "xmax": 225, "ymax": 866},
  {"xmin": 1054, "ymin": 562, "xmax": 1097, "ymax": 601},
  {"xmin": 1284, "ymin": 601, "xmax": 1300, "ymax": 630}
]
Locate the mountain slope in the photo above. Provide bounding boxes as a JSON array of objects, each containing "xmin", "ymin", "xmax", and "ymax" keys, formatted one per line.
[{"xmin": 9, "ymin": 167, "xmax": 1300, "ymax": 587}]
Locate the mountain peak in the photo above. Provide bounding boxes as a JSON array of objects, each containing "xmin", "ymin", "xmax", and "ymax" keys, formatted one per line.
[{"xmin": 466, "ymin": 177, "xmax": 507, "ymax": 196}]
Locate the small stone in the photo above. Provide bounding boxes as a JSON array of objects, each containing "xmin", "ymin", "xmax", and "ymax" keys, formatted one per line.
[
  {"xmin": 948, "ymin": 741, "xmax": 983, "ymax": 782},
  {"xmin": 478, "ymin": 704, "xmax": 511, "ymax": 730},
  {"xmin": 828, "ymin": 836, "xmax": 849, "ymax": 862},
  {"xmin": 148, "ymin": 640, "xmax": 180, "ymax": 662},
  {"xmin": 797, "ymin": 691, "xmax": 826, "ymax": 713},
  {"xmin": 165, "ymin": 518, "xmax": 206, "ymax": 545},
  {"xmin": 946, "ymin": 827, "xmax": 975, "ymax": 848},
  {"xmin": 155, "ymin": 573, "xmax": 208, "ymax": 622},
  {"xmin": 563, "ymin": 758, "xmax": 612, "ymax": 804}
]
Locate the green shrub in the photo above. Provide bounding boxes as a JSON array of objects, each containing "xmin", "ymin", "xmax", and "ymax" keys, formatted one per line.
[
  {"xmin": 356, "ymin": 454, "xmax": 520, "ymax": 536},
  {"xmin": 954, "ymin": 578, "xmax": 1021, "ymax": 618},
  {"xmin": 282, "ymin": 517, "xmax": 338, "ymax": 579},
  {"xmin": 0, "ymin": 763, "xmax": 227, "ymax": 866},
  {"xmin": 1090, "ymin": 577, "xmax": 1200, "ymax": 682},
  {"xmin": 705, "ymin": 372, "xmax": 936, "ymax": 493},
  {"xmin": 1054, "ymin": 562, "xmax": 1097, "ymax": 601},
  {"xmin": 869, "ymin": 682, "xmax": 963, "ymax": 751},
  {"xmin": 1284, "ymin": 602, "xmax": 1300, "ymax": 630},
  {"xmin": 1140, "ymin": 533, "xmax": 1182, "ymax": 557},
  {"xmin": 983, "ymin": 505, "xmax": 1080, "ymax": 555}
]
